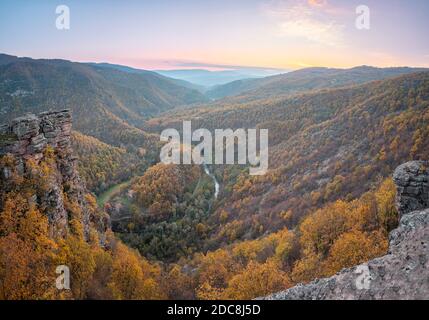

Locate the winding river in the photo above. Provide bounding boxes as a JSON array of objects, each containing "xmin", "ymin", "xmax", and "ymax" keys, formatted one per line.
[
  {"xmin": 98, "ymin": 164, "xmax": 220, "ymax": 211},
  {"xmin": 203, "ymin": 163, "xmax": 219, "ymax": 199}
]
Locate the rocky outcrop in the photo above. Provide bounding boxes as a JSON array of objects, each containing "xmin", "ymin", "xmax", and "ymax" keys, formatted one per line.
[
  {"xmin": 0, "ymin": 110, "xmax": 108, "ymax": 240},
  {"xmin": 0, "ymin": 110, "xmax": 72, "ymax": 158},
  {"xmin": 393, "ymin": 161, "xmax": 429, "ymax": 217},
  {"xmin": 263, "ymin": 161, "xmax": 429, "ymax": 300}
]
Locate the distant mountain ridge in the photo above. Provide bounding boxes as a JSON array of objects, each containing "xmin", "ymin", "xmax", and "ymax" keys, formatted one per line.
[
  {"xmin": 206, "ymin": 66, "xmax": 428, "ymax": 100},
  {"xmin": 155, "ymin": 68, "xmax": 286, "ymax": 87},
  {"xmin": 87, "ymin": 62, "xmax": 206, "ymax": 92}
]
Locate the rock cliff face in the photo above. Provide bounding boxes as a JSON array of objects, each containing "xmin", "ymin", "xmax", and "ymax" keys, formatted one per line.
[
  {"xmin": 0, "ymin": 110, "xmax": 107, "ymax": 240},
  {"xmin": 0, "ymin": 110, "xmax": 72, "ymax": 159},
  {"xmin": 263, "ymin": 161, "xmax": 429, "ymax": 300},
  {"xmin": 393, "ymin": 161, "xmax": 429, "ymax": 217}
]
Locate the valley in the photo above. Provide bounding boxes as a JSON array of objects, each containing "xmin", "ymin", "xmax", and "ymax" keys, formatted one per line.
[
  {"xmin": 1, "ymin": 54, "xmax": 428, "ymax": 300},
  {"xmin": 1, "ymin": 0, "xmax": 429, "ymax": 305},
  {"xmin": 203, "ymin": 163, "xmax": 220, "ymax": 200},
  {"xmin": 97, "ymin": 179, "xmax": 133, "ymax": 208}
]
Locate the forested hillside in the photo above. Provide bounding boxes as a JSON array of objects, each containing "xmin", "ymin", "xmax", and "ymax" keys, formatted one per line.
[
  {"xmin": 0, "ymin": 111, "xmax": 165, "ymax": 300},
  {"xmin": 142, "ymin": 72, "xmax": 429, "ymax": 247},
  {"xmin": 71, "ymin": 131, "xmax": 154, "ymax": 194},
  {"xmin": 1, "ymin": 62, "xmax": 428, "ymax": 300},
  {"xmin": 205, "ymin": 66, "xmax": 426, "ymax": 100},
  {"xmin": 90, "ymin": 63, "xmax": 206, "ymax": 93},
  {"xmin": 0, "ymin": 54, "xmax": 205, "ymax": 148},
  {"xmin": 98, "ymin": 71, "xmax": 429, "ymax": 299}
]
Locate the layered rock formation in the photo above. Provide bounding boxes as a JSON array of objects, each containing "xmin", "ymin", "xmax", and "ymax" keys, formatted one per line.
[
  {"xmin": 0, "ymin": 110, "xmax": 72, "ymax": 158},
  {"xmin": 263, "ymin": 161, "xmax": 429, "ymax": 300},
  {"xmin": 0, "ymin": 110, "xmax": 108, "ymax": 240},
  {"xmin": 393, "ymin": 161, "xmax": 429, "ymax": 217}
]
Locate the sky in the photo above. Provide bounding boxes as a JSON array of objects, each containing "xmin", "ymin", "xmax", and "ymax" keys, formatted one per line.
[{"xmin": 1, "ymin": 0, "xmax": 428, "ymax": 70}]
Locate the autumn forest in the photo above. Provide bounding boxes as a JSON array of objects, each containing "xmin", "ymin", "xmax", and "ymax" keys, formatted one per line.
[{"xmin": 0, "ymin": 48, "xmax": 428, "ymax": 301}]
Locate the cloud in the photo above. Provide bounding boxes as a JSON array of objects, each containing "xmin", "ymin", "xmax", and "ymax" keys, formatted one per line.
[
  {"xmin": 307, "ymin": 0, "xmax": 327, "ymax": 7},
  {"xmin": 278, "ymin": 14, "xmax": 344, "ymax": 46},
  {"xmin": 170, "ymin": 61, "xmax": 288, "ymax": 73},
  {"xmin": 264, "ymin": 0, "xmax": 345, "ymax": 46},
  {"xmin": 176, "ymin": 61, "xmax": 274, "ymax": 70}
]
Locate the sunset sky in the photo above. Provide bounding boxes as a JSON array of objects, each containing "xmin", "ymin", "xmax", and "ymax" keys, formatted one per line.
[{"xmin": 1, "ymin": 0, "xmax": 428, "ymax": 70}]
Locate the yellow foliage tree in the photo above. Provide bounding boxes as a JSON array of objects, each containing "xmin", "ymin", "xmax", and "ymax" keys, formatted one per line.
[
  {"xmin": 224, "ymin": 260, "xmax": 291, "ymax": 300},
  {"xmin": 108, "ymin": 243, "xmax": 164, "ymax": 299},
  {"xmin": 323, "ymin": 230, "xmax": 388, "ymax": 276}
]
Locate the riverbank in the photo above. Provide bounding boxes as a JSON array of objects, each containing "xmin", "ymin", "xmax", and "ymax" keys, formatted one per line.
[
  {"xmin": 97, "ymin": 179, "xmax": 132, "ymax": 208},
  {"xmin": 203, "ymin": 163, "xmax": 219, "ymax": 199}
]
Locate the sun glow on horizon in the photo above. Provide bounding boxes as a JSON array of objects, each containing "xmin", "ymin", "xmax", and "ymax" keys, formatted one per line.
[{"xmin": 1, "ymin": 0, "xmax": 428, "ymax": 70}]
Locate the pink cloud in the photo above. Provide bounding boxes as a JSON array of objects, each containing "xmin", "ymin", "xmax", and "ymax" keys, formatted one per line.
[
  {"xmin": 308, "ymin": 0, "xmax": 327, "ymax": 7},
  {"xmin": 264, "ymin": 1, "xmax": 345, "ymax": 46}
]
